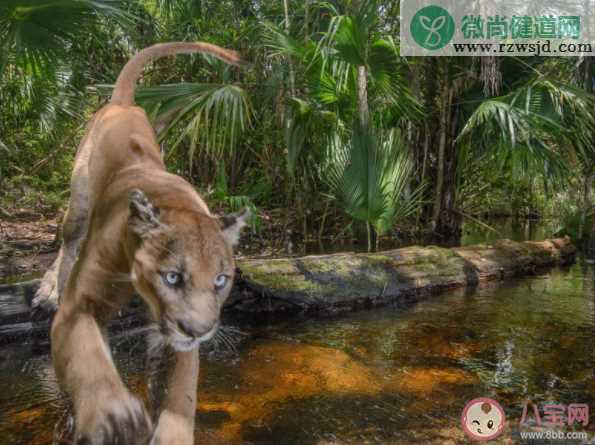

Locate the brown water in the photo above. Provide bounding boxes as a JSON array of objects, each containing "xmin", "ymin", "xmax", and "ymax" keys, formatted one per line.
[{"xmin": 1, "ymin": 260, "xmax": 594, "ymax": 444}]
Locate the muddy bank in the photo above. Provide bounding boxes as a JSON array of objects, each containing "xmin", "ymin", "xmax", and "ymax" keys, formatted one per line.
[
  {"xmin": 0, "ymin": 217, "xmax": 58, "ymax": 279},
  {"xmin": 0, "ymin": 237, "xmax": 575, "ymax": 343}
]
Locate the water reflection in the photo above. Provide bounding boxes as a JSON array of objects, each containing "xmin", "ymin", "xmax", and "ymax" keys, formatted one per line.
[{"xmin": 0, "ymin": 259, "xmax": 594, "ymax": 444}]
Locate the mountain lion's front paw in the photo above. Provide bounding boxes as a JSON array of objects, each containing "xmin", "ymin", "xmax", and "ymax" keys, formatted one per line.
[
  {"xmin": 74, "ymin": 386, "xmax": 152, "ymax": 445},
  {"xmin": 150, "ymin": 410, "xmax": 194, "ymax": 445}
]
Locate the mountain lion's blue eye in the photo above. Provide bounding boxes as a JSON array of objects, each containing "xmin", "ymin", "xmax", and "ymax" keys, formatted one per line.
[
  {"xmin": 214, "ymin": 274, "xmax": 228, "ymax": 290},
  {"xmin": 163, "ymin": 272, "xmax": 182, "ymax": 287}
]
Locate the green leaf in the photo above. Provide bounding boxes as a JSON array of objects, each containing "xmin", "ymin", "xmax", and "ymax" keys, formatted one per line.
[
  {"xmin": 0, "ymin": 0, "xmax": 136, "ymax": 74},
  {"xmin": 326, "ymin": 123, "xmax": 423, "ymax": 234},
  {"xmin": 459, "ymin": 77, "xmax": 595, "ymax": 181},
  {"xmin": 136, "ymin": 82, "xmax": 253, "ymax": 162}
]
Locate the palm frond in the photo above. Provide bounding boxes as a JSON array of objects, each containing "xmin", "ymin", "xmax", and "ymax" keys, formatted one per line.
[
  {"xmin": 213, "ymin": 161, "xmax": 259, "ymax": 231},
  {"xmin": 285, "ymin": 97, "xmax": 337, "ymax": 176},
  {"xmin": 459, "ymin": 76, "xmax": 595, "ymax": 180},
  {"xmin": 136, "ymin": 82, "xmax": 253, "ymax": 161},
  {"xmin": 317, "ymin": 0, "xmax": 376, "ymax": 67},
  {"xmin": 368, "ymin": 37, "xmax": 422, "ymax": 123},
  {"xmin": 326, "ymin": 124, "xmax": 423, "ymax": 235},
  {"xmin": 0, "ymin": 0, "xmax": 136, "ymax": 74},
  {"xmin": 261, "ymin": 22, "xmax": 306, "ymax": 59},
  {"xmin": 374, "ymin": 130, "xmax": 426, "ymax": 235},
  {"xmin": 149, "ymin": 0, "xmax": 183, "ymax": 20}
]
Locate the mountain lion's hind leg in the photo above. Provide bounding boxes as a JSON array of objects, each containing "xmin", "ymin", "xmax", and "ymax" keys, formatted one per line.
[
  {"xmin": 33, "ymin": 151, "xmax": 91, "ymax": 312},
  {"xmin": 32, "ymin": 252, "xmax": 62, "ymax": 313}
]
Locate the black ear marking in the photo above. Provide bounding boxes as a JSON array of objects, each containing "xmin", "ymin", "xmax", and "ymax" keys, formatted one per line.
[
  {"xmin": 221, "ymin": 214, "xmax": 237, "ymax": 229},
  {"xmin": 129, "ymin": 188, "xmax": 161, "ymax": 237},
  {"xmin": 221, "ymin": 207, "xmax": 251, "ymax": 247},
  {"xmin": 221, "ymin": 207, "xmax": 249, "ymax": 228}
]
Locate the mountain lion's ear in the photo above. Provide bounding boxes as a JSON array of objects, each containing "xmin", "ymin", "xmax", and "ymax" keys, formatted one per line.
[
  {"xmin": 221, "ymin": 207, "xmax": 251, "ymax": 247},
  {"xmin": 129, "ymin": 188, "xmax": 161, "ymax": 238}
]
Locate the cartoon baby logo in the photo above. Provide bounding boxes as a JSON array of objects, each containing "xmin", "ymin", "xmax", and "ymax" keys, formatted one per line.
[{"xmin": 461, "ymin": 397, "xmax": 506, "ymax": 441}]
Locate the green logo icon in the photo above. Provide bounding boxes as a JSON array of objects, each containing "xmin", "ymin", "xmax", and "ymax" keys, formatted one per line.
[{"xmin": 411, "ymin": 5, "xmax": 455, "ymax": 50}]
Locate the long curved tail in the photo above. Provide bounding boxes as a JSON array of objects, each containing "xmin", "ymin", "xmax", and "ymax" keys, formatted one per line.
[{"xmin": 110, "ymin": 42, "xmax": 242, "ymax": 106}]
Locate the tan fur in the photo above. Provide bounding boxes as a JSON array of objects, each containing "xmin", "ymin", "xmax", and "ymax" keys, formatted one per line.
[{"xmin": 34, "ymin": 42, "xmax": 248, "ymax": 445}]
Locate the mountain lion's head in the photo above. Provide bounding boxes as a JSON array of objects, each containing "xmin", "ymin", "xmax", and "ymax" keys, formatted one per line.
[{"xmin": 127, "ymin": 188, "xmax": 248, "ymax": 351}]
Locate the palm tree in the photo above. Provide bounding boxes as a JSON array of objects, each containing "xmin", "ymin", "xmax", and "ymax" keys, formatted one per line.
[
  {"xmin": 460, "ymin": 77, "xmax": 594, "ymax": 197},
  {"xmin": 327, "ymin": 124, "xmax": 424, "ymax": 251},
  {"xmin": 462, "ymin": 76, "xmax": 595, "ymax": 237},
  {"xmin": 263, "ymin": 0, "xmax": 421, "ymax": 242},
  {"xmin": 0, "ymin": 0, "xmax": 135, "ymax": 182}
]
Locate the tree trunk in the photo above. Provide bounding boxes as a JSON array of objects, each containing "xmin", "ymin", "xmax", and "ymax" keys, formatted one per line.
[
  {"xmin": 0, "ymin": 239, "xmax": 576, "ymax": 344},
  {"xmin": 584, "ymin": 58, "xmax": 593, "ymax": 93},
  {"xmin": 357, "ymin": 65, "xmax": 370, "ymax": 128},
  {"xmin": 421, "ymin": 122, "xmax": 430, "ymax": 185},
  {"xmin": 416, "ymin": 122, "xmax": 431, "ymax": 230},
  {"xmin": 581, "ymin": 56, "xmax": 592, "ymax": 241},
  {"xmin": 353, "ymin": 0, "xmax": 370, "ymax": 128},
  {"xmin": 431, "ymin": 80, "xmax": 461, "ymax": 244},
  {"xmin": 431, "ymin": 83, "xmax": 451, "ymax": 229},
  {"xmin": 420, "ymin": 59, "xmax": 439, "ymax": 227},
  {"xmin": 354, "ymin": 39, "xmax": 373, "ymax": 246},
  {"xmin": 582, "ymin": 55, "xmax": 594, "ymax": 247},
  {"xmin": 304, "ymin": 0, "xmax": 310, "ymax": 42},
  {"xmin": 283, "ymin": 0, "xmax": 301, "ymax": 237},
  {"xmin": 578, "ymin": 166, "xmax": 593, "ymax": 241},
  {"xmin": 283, "ymin": 0, "xmax": 296, "ymax": 96}
]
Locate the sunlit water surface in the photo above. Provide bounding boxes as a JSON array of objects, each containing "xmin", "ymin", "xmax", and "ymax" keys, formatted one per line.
[{"xmin": 1, "ymin": 259, "xmax": 594, "ymax": 444}]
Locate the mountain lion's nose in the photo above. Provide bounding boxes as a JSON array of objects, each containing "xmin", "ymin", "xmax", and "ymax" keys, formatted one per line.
[{"xmin": 176, "ymin": 319, "xmax": 214, "ymax": 338}]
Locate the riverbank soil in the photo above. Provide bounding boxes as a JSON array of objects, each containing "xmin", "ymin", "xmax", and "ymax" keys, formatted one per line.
[{"xmin": 0, "ymin": 217, "xmax": 59, "ymax": 280}]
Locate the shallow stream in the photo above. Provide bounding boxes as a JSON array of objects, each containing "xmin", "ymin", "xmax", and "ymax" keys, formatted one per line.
[{"xmin": 0, "ymin": 257, "xmax": 594, "ymax": 444}]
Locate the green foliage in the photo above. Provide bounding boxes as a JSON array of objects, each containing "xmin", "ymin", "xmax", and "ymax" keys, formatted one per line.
[
  {"xmin": 0, "ymin": 0, "xmax": 136, "ymax": 203},
  {"xmin": 212, "ymin": 162, "xmax": 259, "ymax": 231},
  {"xmin": 1, "ymin": 172, "xmax": 70, "ymax": 212},
  {"xmin": 138, "ymin": 80, "xmax": 253, "ymax": 160},
  {"xmin": 459, "ymin": 78, "xmax": 595, "ymax": 182},
  {"xmin": 0, "ymin": 0, "xmax": 135, "ymax": 74},
  {"xmin": 264, "ymin": 1, "xmax": 420, "ymax": 191},
  {"xmin": 326, "ymin": 124, "xmax": 424, "ymax": 240}
]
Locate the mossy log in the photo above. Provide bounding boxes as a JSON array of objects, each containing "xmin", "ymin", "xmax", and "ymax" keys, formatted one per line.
[
  {"xmin": 0, "ymin": 237, "xmax": 576, "ymax": 343},
  {"xmin": 227, "ymin": 237, "xmax": 576, "ymax": 313}
]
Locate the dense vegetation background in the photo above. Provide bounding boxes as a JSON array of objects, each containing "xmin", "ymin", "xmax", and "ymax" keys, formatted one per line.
[{"xmin": 1, "ymin": 0, "xmax": 594, "ymax": 252}]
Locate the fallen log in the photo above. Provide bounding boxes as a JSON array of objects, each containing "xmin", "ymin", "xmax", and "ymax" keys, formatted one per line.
[
  {"xmin": 0, "ymin": 237, "xmax": 576, "ymax": 344},
  {"xmin": 225, "ymin": 237, "xmax": 576, "ymax": 312}
]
